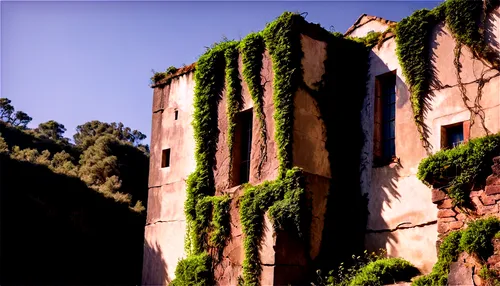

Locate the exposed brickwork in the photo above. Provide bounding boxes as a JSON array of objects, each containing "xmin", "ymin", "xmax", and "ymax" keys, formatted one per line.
[{"xmin": 433, "ymin": 157, "xmax": 500, "ymax": 240}]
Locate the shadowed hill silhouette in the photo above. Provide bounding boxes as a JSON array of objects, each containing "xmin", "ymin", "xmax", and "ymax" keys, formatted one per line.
[{"xmin": 0, "ymin": 154, "xmax": 145, "ymax": 285}]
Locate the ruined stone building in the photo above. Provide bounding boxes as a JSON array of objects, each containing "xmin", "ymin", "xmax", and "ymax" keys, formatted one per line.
[{"xmin": 143, "ymin": 3, "xmax": 500, "ymax": 285}]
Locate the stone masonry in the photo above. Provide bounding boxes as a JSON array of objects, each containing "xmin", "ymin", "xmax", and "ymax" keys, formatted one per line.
[{"xmin": 432, "ymin": 156, "xmax": 500, "ymax": 244}]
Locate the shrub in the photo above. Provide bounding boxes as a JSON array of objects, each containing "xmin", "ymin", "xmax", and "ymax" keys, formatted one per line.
[
  {"xmin": 417, "ymin": 133, "xmax": 500, "ymax": 206},
  {"xmin": 323, "ymin": 251, "xmax": 418, "ymax": 286},
  {"xmin": 413, "ymin": 230, "xmax": 462, "ymax": 286},
  {"xmin": 348, "ymin": 258, "xmax": 419, "ymax": 286},
  {"xmin": 460, "ymin": 217, "xmax": 500, "ymax": 259},
  {"xmin": 170, "ymin": 252, "xmax": 212, "ymax": 286}
]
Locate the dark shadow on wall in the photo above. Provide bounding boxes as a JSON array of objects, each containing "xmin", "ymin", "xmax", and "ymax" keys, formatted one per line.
[
  {"xmin": 306, "ymin": 37, "xmax": 371, "ymax": 273},
  {"xmin": 0, "ymin": 155, "xmax": 145, "ymax": 285},
  {"xmin": 364, "ymin": 164, "xmax": 404, "ymax": 257},
  {"xmin": 142, "ymin": 240, "xmax": 170, "ymax": 285},
  {"xmin": 485, "ymin": 6, "xmax": 500, "ymax": 67}
]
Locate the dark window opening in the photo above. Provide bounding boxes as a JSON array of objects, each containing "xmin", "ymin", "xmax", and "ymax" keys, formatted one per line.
[
  {"xmin": 232, "ymin": 109, "xmax": 253, "ymax": 185},
  {"xmin": 161, "ymin": 149, "xmax": 171, "ymax": 168},
  {"xmin": 374, "ymin": 71, "xmax": 396, "ymax": 166},
  {"xmin": 441, "ymin": 123, "xmax": 465, "ymax": 150},
  {"xmin": 174, "ymin": 110, "xmax": 179, "ymax": 120}
]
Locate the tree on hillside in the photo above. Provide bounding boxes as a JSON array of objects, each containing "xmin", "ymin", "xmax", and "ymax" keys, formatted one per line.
[
  {"xmin": 73, "ymin": 121, "xmax": 148, "ymax": 152},
  {"xmin": 0, "ymin": 133, "xmax": 8, "ymax": 154},
  {"xmin": 0, "ymin": 98, "xmax": 32, "ymax": 128},
  {"xmin": 34, "ymin": 120, "xmax": 69, "ymax": 144},
  {"xmin": 78, "ymin": 134, "xmax": 149, "ymax": 207}
]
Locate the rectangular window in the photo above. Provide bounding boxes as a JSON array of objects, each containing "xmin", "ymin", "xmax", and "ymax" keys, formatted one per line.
[
  {"xmin": 232, "ymin": 109, "xmax": 253, "ymax": 185},
  {"xmin": 161, "ymin": 148, "xmax": 171, "ymax": 168},
  {"xmin": 441, "ymin": 121, "xmax": 469, "ymax": 150},
  {"xmin": 374, "ymin": 71, "xmax": 396, "ymax": 165},
  {"xmin": 174, "ymin": 110, "xmax": 179, "ymax": 120}
]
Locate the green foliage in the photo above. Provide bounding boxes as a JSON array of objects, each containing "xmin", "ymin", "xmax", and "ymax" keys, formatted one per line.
[
  {"xmin": 414, "ymin": 217, "xmax": 500, "ymax": 286},
  {"xmin": 395, "ymin": 9, "xmax": 439, "ymax": 141},
  {"xmin": 396, "ymin": 0, "xmax": 500, "ymax": 144},
  {"xmin": 445, "ymin": 0, "xmax": 498, "ymax": 66},
  {"xmin": 417, "ymin": 133, "xmax": 500, "ymax": 206},
  {"xmin": 224, "ymin": 41, "xmax": 243, "ymax": 176},
  {"xmin": 460, "ymin": 216, "xmax": 500, "ymax": 259},
  {"xmin": 50, "ymin": 151, "xmax": 79, "ymax": 176},
  {"xmin": 78, "ymin": 134, "xmax": 149, "ymax": 209},
  {"xmin": 0, "ymin": 133, "xmax": 8, "ymax": 154},
  {"xmin": 240, "ymin": 167, "xmax": 305, "ymax": 286},
  {"xmin": 34, "ymin": 120, "xmax": 69, "ymax": 144},
  {"xmin": 347, "ymin": 258, "xmax": 419, "ymax": 286},
  {"xmin": 74, "ymin": 120, "xmax": 148, "ymax": 151},
  {"xmin": 479, "ymin": 265, "xmax": 500, "ymax": 286},
  {"xmin": 320, "ymin": 251, "xmax": 418, "ymax": 286},
  {"xmin": 349, "ymin": 32, "xmax": 382, "ymax": 48},
  {"xmin": 170, "ymin": 252, "xmax": 213, "ymax": 286},
  {"xmin": 209, "ymin": 195, "xmax": 232, "ymax": 251},
  {"xmin": 240, "ymin": 32, "xmax": 267, "ymax": 176},
  {"xmin": 184, "ymin": 40, "xmax": 228, "ymax": 256},
  {"xmin": 166, "ymin": 66, "xmax": 178, "ymax": 74},
  {"xmin": 412, "ymin": 230, "xmax": 462, "ymax": 286},
  {"xmin": 1, "ymin": 154, "xmax": 145, "ymax": 285},
  {"xmin": 0, "ymin": 98, "xmax": 32, "ymax": 129},
  {"xmin": 262, "ymin": 12, "xmax": 304, "ymax": 176}
]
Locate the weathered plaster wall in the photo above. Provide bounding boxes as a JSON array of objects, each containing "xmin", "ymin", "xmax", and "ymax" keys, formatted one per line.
[
  {"xmin": 360, "ymin": 8, "xmax": 500, "ymax": 274},
  {"xmin": 293, "ymin": 34, "xmax": 331, "ymax": 262},
  {"xmin": 213, "ymin": 50, "xmax": 279, "ymax": 284},
  {"xmin": 215, "ymin": 34, "xmax": 332, "ymax": 285},
  {"xmin": 143, "ymin": 72, "xmax": 196, "ymax": 285},
  {"xmin": 214, "ymin": 51, "xmax": 278, "ymax": 192}
]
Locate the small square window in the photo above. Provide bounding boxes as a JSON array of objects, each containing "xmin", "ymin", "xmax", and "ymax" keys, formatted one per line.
[
  {"xmin": 174, "ymin": 110, "xmax": 179, "ymax": 120},
  {"xmin": 161, "ymin": 149, "xmax": 171, "ymax": 168},
  {"xmin": 441, "ymin": 122, "xmax": 466, "ymax": 150}
]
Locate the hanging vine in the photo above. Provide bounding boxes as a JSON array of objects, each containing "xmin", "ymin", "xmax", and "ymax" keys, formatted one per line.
[
  {"xmin": 225, "ymin": 42, "xmax": 244, "ymax": 179},
  {"xmin": 396, "ymin": 0, "xmax": 500, "ymax": 150},
  {"xmin": 262, "ymin": 12, "xmax": 304, "ymax": 177},
  {"xmin": 395, "ymin": 9, "xmax": 438, "ymax": 151},
  {"xmin": 240, "ymin": 32, "xmax": 268, "ymax": 178}
]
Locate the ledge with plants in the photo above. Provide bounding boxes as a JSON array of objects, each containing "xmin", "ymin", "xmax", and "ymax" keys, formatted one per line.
[{"xmin": 417, "ymin": 133, "xmax": 500, "ymax": 207}]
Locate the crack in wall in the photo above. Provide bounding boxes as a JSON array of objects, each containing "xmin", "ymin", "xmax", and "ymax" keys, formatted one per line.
[
  {"xmin": 366, "ymin": 220, "xmax": 437, "ymax": 233},
  {"xmin": 145, "ymin": 219, "xmax": 185, "ymax": 226}
]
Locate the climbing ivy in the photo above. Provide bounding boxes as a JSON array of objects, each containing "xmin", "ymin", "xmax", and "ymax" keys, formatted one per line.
[
  {"xmin": 395, "ymin": 9, "xmax": 439, "ymax": 148},
  {"xmin": 184, "ymin": 41, "xmax": 230, "ymax": 255},
  {"xmin": 396, "ymin": 0, "xmax": 500, "ymax": 148},
  {"xmin": 348, "ymin": 31, "xmax": 382, "ymax": 48},
  {"xmin": 224, "ymin": 42, "xmax": 243, "ymax": 177},
  {"xmin": 413, "ymin": 217, "xmax": 500, "ymax": 286},
  {"xmin": 445, "ymin": 0, "xmax": 498, "ymax": 67},
  {"xmin": 417, "ymin": 133, "xmax": 500, "ymax": 206},
  {"xmin": 240, "ymin": 32, "xmax": 268, "ymax": 177},
  {"xmin": 240, "ymin": 167, "xmax": 306, "ymax": 286},
  {"xmin": 262, "ymin": 12, "xmax": 304, "ymax": 176}
]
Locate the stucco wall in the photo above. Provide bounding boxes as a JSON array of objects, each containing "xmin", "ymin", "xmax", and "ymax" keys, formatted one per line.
[
  {"xmin": 143, "ymin": 72, "xmax": 196, "ymax": 285},
  {"xmin": 360, "ymin": 7, "xmax": 500, "ymax": 274},
  {"xmin": 213, "ymin": 50, "xmax": 280, "ymax": 284}
]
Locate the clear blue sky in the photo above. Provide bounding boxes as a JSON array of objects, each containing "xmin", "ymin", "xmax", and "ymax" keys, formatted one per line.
[{"xmin": 1, "ymin": 0, "xmax": 440, "ymax": 145}]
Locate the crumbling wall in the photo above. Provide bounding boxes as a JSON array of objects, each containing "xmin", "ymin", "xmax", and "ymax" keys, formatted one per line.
[
  {"xmin": 433, "ymin": 157, "xmax": 500, "ymax": 245},
  {"xmin": 360, "ymin": 7, "xmax": 500, "ymax": 274}
]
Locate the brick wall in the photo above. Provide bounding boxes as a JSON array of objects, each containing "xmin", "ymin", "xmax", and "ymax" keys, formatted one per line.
[{"xmin": 432, "ymin": 156, "xmax": 500, "ymax": 247}]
